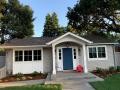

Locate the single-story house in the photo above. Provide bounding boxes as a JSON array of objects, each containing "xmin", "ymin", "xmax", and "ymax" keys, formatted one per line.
[{"xmin": 0, "ymin": 32, "xmax": 119, "ymax": 75}]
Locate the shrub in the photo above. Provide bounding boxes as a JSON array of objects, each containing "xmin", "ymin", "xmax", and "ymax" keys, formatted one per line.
[
  {"xmin": 16, "ymin": 78, "xmax": 21, "ymax": 81},
  {"xmin": 21, "ymin": 76, "xmax": 26, "ymax": 80},
  {"xmin": 96, "ymin": 67, "xmax": 103, "ymax": 73},
  {"xmin": 15, "ymin": 73, "xmax": 24, "ymax": 78},
  {"xmin": 109, "ymin": 66, "xmax": 117, "ymax": 73},
  {"xmin": 32, "ymin": 71, "xmax": 39, "ymax": 76},
  {"xmin": 117, "ymin": 66, "xmax": 120, "ymax": 71}
]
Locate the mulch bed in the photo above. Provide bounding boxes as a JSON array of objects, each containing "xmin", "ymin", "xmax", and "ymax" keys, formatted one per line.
[
  {"xmin": 0, "ymin": 73, "xmax": 47, "ymax": 83},
  {"xmin": 91, "ymin": 70, "xmax": 120, "ymax": 78}
]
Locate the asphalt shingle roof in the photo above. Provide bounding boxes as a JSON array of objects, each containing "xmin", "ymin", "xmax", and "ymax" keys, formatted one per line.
[
  {"xmin": 1, "ymin": 37, "xmax": 57, "ymax": 46},
  {"xmin": 83, "ymin": 34, "xmax": 113, "ymax": 43},
  {"xmin": 0, "ymin": 33, "xmax": 114, "ymax": 46}
]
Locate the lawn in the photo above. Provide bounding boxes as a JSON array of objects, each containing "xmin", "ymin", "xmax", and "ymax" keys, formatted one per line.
[
  {"xmin": 0, "ymin": 84, "xmax": 62, "ymax": 90},
  {"xmin": 90, "ymin": 74, "xmax": 120, "ymax": 90}
]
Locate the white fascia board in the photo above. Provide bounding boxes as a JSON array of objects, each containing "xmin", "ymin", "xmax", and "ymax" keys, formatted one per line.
[
  {"xmin": 0, "ymin": 45, "xmax": 49, "ymax": 49},
  {"xmin": 46, "ymin": 32, "xmax": 93, "ymax": 45}
]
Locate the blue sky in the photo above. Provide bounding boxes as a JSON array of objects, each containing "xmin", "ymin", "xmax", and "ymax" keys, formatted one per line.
[{"xmin": 19, "ymin": 0, "xmax": 78, "ymax": 37}]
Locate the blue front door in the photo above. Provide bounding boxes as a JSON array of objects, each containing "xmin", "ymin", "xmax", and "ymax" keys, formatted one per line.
[{"xmin": 63, "ymin": 48, "xmax": 73, "ymax": 70}]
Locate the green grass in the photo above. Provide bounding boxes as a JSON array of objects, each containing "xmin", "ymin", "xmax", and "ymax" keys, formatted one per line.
[
  {"xmin": 90, "ymin": 74, "xmax": 120, "ymax": 90},
  {"xmin": 0, "ymin": 84, "xmax": 62, "ymax": 90}
]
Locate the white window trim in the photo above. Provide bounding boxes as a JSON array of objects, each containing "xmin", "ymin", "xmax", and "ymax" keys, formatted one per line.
[
  {"xmin": 87, "ymin": 45, "xmax": 108, "ymax": 61},
  {"xmin": 13, "ymin": 48, "xmax": 43, "ymax": 62}
]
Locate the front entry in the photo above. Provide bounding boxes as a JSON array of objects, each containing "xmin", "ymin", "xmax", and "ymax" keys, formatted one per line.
[{"xmin": 63, "ymin": 48, "xmax": 73, "ymax": 70}]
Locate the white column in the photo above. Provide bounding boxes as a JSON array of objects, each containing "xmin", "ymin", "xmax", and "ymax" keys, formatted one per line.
[
  {"xmin": 83, "ymin": 44, "xmax": 88, "ymax": 73},
  {"xmin": 52, "ymin": 45, "xmax": 56, "ymax": 74}
]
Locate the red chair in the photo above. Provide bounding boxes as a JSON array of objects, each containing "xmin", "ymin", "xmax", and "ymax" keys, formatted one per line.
[{"xmin": 76, "ymin": 65, "xmax": 83, "ymax": 73}]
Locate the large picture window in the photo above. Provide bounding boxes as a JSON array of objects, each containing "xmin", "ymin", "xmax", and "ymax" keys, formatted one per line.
[
  {"xmin": 33, "ymin": 50, "xmax": 41, "ymax": 61},
  {"xmin": 15, "ymin": 51, "xmax": 23, "ymax": 61},
  {"xmin": 24, "ymin": 50, "xmax": 32, "ymax": 61},
  {"xmin": 88, "ymin": 46, "xmax": 106, "ymax": 59}
]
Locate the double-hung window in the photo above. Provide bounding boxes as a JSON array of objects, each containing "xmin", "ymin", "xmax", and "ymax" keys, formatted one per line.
[
  {"xmin": 33, "ymin": 50, "xmax": 41, "ymax": 61},
  {"xmin": 24, "ymin": 50, "xmax": 32, "ymax": 61},
  {"xmin": 88, "ymin": 46, "xmax": 106, "ymax": 60},
  {"xmin": 15, "ymin": 51, "xmax": 23, "ymax": 61}
]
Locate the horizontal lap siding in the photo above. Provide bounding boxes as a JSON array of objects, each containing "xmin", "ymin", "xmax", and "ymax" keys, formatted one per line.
[
  {"xmin": 0, "ymin": 56, "xmax": 5, "ymax": 68},
  {"xmin": 43, "ymin": 48, "xmax": 53, "ymax": 73},
  {"xmin": 6, "ymin": 50, "xmax": 13, "ymax": 74},
  {"xmin": 87, "ymin": 45, "xmax": 114, "ymax": 71}
]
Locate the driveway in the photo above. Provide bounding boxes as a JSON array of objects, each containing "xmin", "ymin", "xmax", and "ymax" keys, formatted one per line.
[{"xmin": 46, "ymin": 71, "xmax": 103, "ymax": 90}]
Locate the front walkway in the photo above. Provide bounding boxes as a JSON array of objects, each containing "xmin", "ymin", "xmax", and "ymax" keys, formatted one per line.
[{"xmin": 46, "ymin": 71, "xmax": 103, "ymax": 90}]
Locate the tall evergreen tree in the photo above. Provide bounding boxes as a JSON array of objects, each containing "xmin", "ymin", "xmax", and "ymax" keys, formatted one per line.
[
  {"xmin": 43, "ymin": 12, "xmax": 60, "ymax": 37},
  {"xmin": 0, "ymin": 0, "xmax": 34, "ymax": 44}
]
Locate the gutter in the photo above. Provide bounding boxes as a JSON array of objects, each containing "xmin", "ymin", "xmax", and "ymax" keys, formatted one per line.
[{"xmin": 0, "ymin": 45, "xmax": 51, "ymax": 49}]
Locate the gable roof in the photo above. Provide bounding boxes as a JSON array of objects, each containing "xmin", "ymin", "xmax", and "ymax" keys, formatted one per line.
[
  {"xmin": 46, "ymin": 32, "xmax": 93, "ymax": 45},
  {"xmin": 0, "ymin": 32, "xmax": 117, "ymax": 47}
]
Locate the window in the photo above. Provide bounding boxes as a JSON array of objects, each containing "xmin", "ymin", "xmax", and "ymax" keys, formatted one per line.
[
  {"xmin": 15, "ymin": 51, "xmax": 23, "ymax": 61},
  {"xmin": 15, "ymin": 49, "xmax": 42, "ymax": 62},
  {"xmin": 89, "ymin": 47, "xmax": 97, "ymax": 58},
  {"xmin": 58, "ymin": 49, "xmax": 62, "ymax": 60},
  {"xmin": 33, "ymin": 50, "xmax": 41, "ymax": 61},
  {"xmin": 73, "ymin": 49, "xmax": 77, "ymax": 59},
  {"xmin": 24, "ymin": 50, "xmax": 32, "ymax": 61},
  {"xmin": 98, "ymin": 47, "xmax": 106, "ymax": 58},
  {"xmin": 0, "ymin": 51, "xmax": 5, "ymax": 56},
  {"xmin": 88, "ymin": 46, "xmax": 106, "ymax": 59}
]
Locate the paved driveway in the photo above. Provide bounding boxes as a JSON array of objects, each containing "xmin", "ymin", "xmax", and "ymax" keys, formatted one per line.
[{"xmin": 46, "ymin": 71, "xmax": 103, "ymax": 90}]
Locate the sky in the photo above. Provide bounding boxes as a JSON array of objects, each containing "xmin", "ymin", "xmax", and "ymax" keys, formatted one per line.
[{"xmin": 19, "ymin": 0, "xmax": 78, "ymax": 37}]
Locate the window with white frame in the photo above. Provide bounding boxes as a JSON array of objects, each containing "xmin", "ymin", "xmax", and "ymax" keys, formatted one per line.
[
  {"xmin": 88, "ymin": 46, "xmax": 106, "ymax": 59},
  {"xmin": 33, "ymin": 50, "xmax": 41, "ymax": 61},
  {"xmin": 73, "ymin": 49, "xmax": 77, "ymax": 59},
  {"xmin": 58, "ymin": 49, "xmax": 62, "ymax": 60},
  {"xmin": 24, "ymin": 50, "xmax": 32, "ymax": 61},
  {"xmin": 89, "ymin": 47, "xmax": 97, "ymax": 58},
  {"xmin": 98, "ymin": 47, "xmax": 106, "ymax": 58},
  {"xmin": 15, "ymin": 51, "xmax": 23, "ymax": 61},
  {"xmin": 15, "ymin": 50, "xmax": 42, "ymax": 62}
]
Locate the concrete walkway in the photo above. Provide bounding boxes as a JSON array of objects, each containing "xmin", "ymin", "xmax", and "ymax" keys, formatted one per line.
[{"xmin": 46, "ymin": 71, "xmax": 103, "ymax": 90}]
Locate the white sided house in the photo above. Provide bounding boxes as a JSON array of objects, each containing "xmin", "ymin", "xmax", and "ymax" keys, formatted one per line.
[{"xmin": 0, "ymin": 32, "xmax": 119, "ymax": 76}]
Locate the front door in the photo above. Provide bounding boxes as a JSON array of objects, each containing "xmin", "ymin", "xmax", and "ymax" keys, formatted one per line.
[{"xmin": 63, "ymin": 48, "xmax": 73, "ymax": 70}]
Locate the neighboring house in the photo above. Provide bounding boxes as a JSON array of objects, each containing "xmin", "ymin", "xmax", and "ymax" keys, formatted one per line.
[{"xmin": 0, "ymin": 32, "xmax": 119, "ymax": 75}]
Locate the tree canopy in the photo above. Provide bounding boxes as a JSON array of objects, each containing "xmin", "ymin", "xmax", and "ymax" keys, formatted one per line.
[
  {"xmin": 43, "ymin": 12, "xmax": 62, "ymax": 37},
  {"xmin": 0, "ymin": 0, "xmax": 34, "ymax": 44},
  {"xmin": 67, "ymin": 0, "xmax": 120, "ymax": 36}
]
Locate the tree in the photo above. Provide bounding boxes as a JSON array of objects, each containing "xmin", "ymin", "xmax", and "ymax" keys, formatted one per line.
[
  {"xmin": 43, "ymin": 12, "xmax": 61, "ymax": 37},
  {"xmin": 0, "ymin": 0, "xmax": 34, "ymax": 44},
  {"xmin": 67, "ymin": 0, "xmax": 120, "ymax": 36}
]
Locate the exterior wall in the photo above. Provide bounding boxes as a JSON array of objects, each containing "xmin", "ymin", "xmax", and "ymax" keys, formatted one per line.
[
  {"xmin": 43, "ymin": 47, "xmax": 53, "ymax": 73},
  {"xmin": 12, "ymin": 47, "xmax": 43, "ymax": 74},
  {"xmin": 115, "ymin": 52, "xmax": 120, "ymax": 66},
  {"xmin": 6, "ymin": 49, "xmax": 13, "ymax": 74},
  {"xmin": 0, "ymin": 56, "xmax": 5, "ymax": 68},
  {"xmin": 86, "ymin": 45, "xmax": 115, "ymax": 71}
]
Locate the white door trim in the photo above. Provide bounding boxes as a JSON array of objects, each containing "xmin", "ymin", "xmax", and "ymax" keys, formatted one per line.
[{"xmin": 56, "ymin": 46, "xmax": 78, "ymax": 71}]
